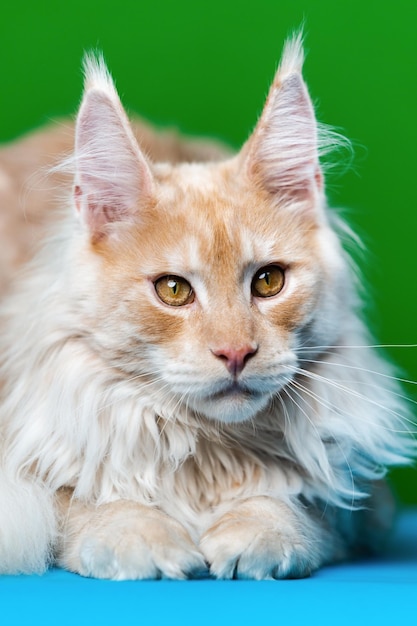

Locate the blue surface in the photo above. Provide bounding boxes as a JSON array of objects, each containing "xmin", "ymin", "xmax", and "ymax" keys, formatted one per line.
[{"xmin": 2, "ymin": 510, "xmax": 416, "ymax": 626}]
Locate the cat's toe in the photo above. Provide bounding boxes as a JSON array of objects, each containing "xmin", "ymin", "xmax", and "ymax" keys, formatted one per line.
[
  {"xmin": 234, "ymin": 530, "xmax": 313, "ymax": 579},
  {"xmin": 58, "ymin": 502, "xmax": 207, "ymax": 580},
  {"xmin": 78, "ymin": 534, "xmax": 206, "ymax": 580},
  {"xmin": 201, "ymin": 525, "xmax": 314, "ymax": 580},
  {"xmin": 79, "ymin": 536, "xmax": 159, "ymax": 580},
  {"xmin": 200, "ymin": 497, "xmax": 321, "ymax": 580},
  {"xmin": 201, "ymin": 531, "xmax": 313, "ymax": 580}
]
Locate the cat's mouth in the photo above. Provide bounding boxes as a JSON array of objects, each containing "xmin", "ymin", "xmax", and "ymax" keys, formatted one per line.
[
  {"xmin": 193, "ymin": 380, "xmax": 271, "ymax": 423},
  {"xmin": 209, "ymin": 382, "xmax": 263, "ymax": 402},
  {"xmin": 192, "ymin": 372, "xmax": 293, "ymax": 423}
]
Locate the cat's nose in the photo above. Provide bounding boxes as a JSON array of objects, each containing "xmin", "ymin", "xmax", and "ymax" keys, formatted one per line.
[{"xmin": 211, "ymin": 344, "xmax": 258, "ymax": 377}]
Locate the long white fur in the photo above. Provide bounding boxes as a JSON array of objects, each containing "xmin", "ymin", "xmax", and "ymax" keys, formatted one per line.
[{"xmin": 0, "ymin": 36, "xmax": 415, "ymax": 576}]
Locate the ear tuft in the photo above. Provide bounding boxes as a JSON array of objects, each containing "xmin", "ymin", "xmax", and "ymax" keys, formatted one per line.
[
  {"xmin": 275, "ymin": 31, "xmax": 305, "ymax": 82},
  {"xmin": 82, "ymin": 53, "xmax": 124, "ymax": 106},
  {"xmin": 74, "ymin": 53, "xmax": 153, "ymax": 240}
]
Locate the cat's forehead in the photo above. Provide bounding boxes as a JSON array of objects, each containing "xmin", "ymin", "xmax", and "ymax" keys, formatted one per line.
[
  {"xmin": 152, "ymin": 163, "xmax": 272, "ymax": 263},
  {"xmin": 138, "ymin": 161, "xmax": 321, "ymax": 277},
  {"xmin": 154, "ymin": 162, "xmax": 226, "ymax": 198}
]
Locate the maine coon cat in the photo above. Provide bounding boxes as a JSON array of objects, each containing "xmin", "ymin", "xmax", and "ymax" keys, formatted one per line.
[{"xmin": 0, "ymin": 35, "xmax": 415, "ymax": 580}]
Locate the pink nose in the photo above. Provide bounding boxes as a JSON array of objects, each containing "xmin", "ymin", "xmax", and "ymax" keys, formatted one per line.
[{"xmin": 211, "ymin": 344, "xmax": 258, "ymax": 377}]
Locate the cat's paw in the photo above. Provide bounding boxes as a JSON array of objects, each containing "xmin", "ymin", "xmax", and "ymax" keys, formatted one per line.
[
  {"xmin": 57, "ymin": 499, "xmax": 206, "ymax": 580},
  {"xmin": 200, "ymin": 497, "xmax": 321, "ymax": 580}
]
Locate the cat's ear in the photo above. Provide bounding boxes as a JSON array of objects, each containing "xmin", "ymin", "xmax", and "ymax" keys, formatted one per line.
[
  {"xmin": 74, "ymin": 54, "xmax": 154, "ymax": 240},
  {"xmin": 241, "ymin": 34, "xmax": 322, "ymax": 205}
]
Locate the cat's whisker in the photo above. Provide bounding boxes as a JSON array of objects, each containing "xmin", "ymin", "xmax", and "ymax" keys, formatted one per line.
[
  {"xmin": 285, "ymin": 381, "xmax": 356, "ymax": 507},
  {"xmin": 77, "ymin": 377, "xmax": 173, "ymax": 424},
  {"xmin": 288, "ymin": 376, "xmax": 387, "ymax": 508},
  {"xmin": 282, "ymin": 385, "xmax": 322, "ymax": 445},
  {"xmin": 79, "ymin": 375, "xmax": 168, "ymax": 417},
  {"xmin": 296, "ymin": 369, "xmax": 417, "ymax": 434},
  {"xmin": 295, "ymin": 362, "xmax": 417, "ymax": 412},
  {"xmin": 284, "ymin": 365, "xmax": 417, "ymax": 434},
  {"xmin": 290, "ymin": 378, "xmax": 336, "ymax": 417},
  {"xmin": 281, "ymin": 385, "xmax": 339, "ymax": 492},
  {"xmin": 295, "ymin": 343, "xmax": 417, "ymax": 351},
  {"xmin": 69, "ymin": 364, "xmax": 166, "ymax": 410},
  {"xmin": 276, "ymin": 393, "xmax": 290, "ymax": 439},
  {"xmin": 161, "ymin": 388, "xmax": 190, "ymax": 429},
  {"xmin": 182, "ymin": 395, "xmax": 192, "ymax": 430},
  {"xmin": 297, "ymin": 357, "xmax": 417, "ymax": 390}
]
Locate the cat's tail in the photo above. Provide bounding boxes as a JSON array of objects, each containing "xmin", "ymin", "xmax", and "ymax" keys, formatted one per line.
[{"xmin": 0, "ymin": 471, "xmax": 57, "ymax": 574}]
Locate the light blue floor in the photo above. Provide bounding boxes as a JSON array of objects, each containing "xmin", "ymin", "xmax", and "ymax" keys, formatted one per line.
[{"xmin": 2, "ymin": 510, "xmax": 416, "ymax": 626}]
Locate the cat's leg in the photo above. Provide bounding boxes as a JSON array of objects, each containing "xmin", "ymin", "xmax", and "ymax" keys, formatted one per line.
[
  {"xmin": 55, "ymin": 488, "xmax": 206, "ymax": 580},
  {"xmin": 0, "ymin": 473, "xmax": 57, "ymax": 574},
  {"xmin": 200, "ymin": 496, "xmax": 335, "ymax": 580}
]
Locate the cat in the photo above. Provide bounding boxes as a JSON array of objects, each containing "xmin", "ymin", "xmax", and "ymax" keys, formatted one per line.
[{"xmin": 0, "ymin": 34, "xmax": 415, "ymax": 580}]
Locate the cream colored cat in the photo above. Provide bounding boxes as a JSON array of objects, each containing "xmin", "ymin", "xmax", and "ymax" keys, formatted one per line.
[{"xmin": 0, "ymin": 35, "xmax": 414, "ymax": 580}]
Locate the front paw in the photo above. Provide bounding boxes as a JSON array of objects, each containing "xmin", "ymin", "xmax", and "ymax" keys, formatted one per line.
[
  {"xmin": 200, "ymin": 497, "xmax": 321, "ymax": 580},
  {"xmin": 57, "ymin": 498, "xmax": 206, "ymax": 580}
]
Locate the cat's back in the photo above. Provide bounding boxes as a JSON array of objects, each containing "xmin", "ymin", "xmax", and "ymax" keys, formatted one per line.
[{"xmin": 0, "ymin": 123, "xmax": 74, "ymax": 296}]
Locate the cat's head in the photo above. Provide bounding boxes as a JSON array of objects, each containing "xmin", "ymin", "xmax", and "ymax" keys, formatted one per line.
[{"xmin": 70, "ymin": 36, "xmax": 351, "ymax": 424}]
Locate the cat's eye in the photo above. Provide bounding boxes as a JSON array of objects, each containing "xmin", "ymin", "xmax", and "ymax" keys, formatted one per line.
[
  {"xmin": 154, "ymin": 275, "xmax": 194, "ymax": 306},
  {"xmin": 251, "ymin": 265, "xmax": 285, "ymax": 298}
]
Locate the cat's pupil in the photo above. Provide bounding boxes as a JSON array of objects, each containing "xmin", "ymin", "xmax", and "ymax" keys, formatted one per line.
[{"xmin": 168, "ymin": 279, "xmax": 178, "ymax": 295}]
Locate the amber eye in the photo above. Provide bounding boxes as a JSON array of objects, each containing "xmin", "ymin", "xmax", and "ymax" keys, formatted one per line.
[
  {"xmin": 154, "ymin": 275, "xmax": 194, "ymax": 306},
  {"xmin": 251, "ymin": 265, "xmax": 285, "ymax": 298}
]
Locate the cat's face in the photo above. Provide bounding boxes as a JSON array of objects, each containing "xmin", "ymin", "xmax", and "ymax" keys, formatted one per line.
[
  {"xmin": 73, "ymin": 159, "xmax": 346, "ymax": 423},
  {"xmin": 70, "ymin": 47, "xmax": 349, "ymax": 423}
]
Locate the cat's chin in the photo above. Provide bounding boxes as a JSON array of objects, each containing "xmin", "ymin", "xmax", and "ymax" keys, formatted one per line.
[{"xmin": 192, "ymin": 384, "xmax": 272, "ymax": 424}]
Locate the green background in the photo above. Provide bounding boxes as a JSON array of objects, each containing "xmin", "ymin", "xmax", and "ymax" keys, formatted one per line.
[{"xmin": 1, "ymin": 1, "xmax": 416, "ymax": 504}]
